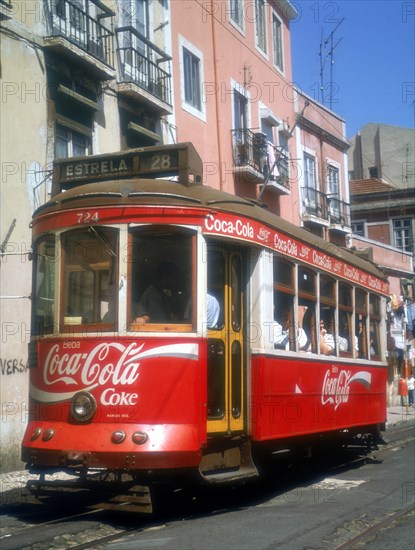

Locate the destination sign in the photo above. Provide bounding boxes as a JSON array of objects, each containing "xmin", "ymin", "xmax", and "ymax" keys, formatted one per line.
[{"xmin": 52, "ymin": 143, "xmax": 202, "ymax": 196}]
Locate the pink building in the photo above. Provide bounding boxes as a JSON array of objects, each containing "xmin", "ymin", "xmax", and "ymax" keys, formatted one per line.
[
  {"xmin": 171, "ymin": 0, "xmax": 298, "ymax": 218},
  {"xmin": 294, "ymin": 91, "xmax": 351, "ymax": 248}
]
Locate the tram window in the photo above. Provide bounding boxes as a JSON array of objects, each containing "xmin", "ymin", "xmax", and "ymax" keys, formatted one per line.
[
  {"xmin": 231, "ymin": 255, "xmax": 242, "ymax": 331},
  {"xmin": 61, "ymin": 228, "xmax": 118, "ymax": 331},
  {"xmin": 339, "ymin": 283, "xmax": 354, "ymax": 355},
  {"xmin": 369, "ymin": 295, "xmax": 381, "ymax": 359},
  {"xmin": 231, "ymin": 340, "xmax": 242, "ymax": 418},
  {"xmin": 32, "ymin": 236, "xmax": 56, "ymax": 336},
  {"xmin": 320, "ymin": 275, "xmax": 336, "ymax": 355},
  {"xmin": 273, "ymin": 258, "xmax": 293, "ymax": 289},
  {"xmin": 207, "ymin": 247, "xmax": 225, "ymax": 330},
  {"xmin": 273, "ymin": 259, "xmax": 295, "ymax": 350},
  {"xmin": 129, "ymin": 227, "xmax": 195, "ymax": 330},
  {"xmin": 356, "ymin": 289, "xmax": 367, "ymax": 314},
  {"xmin": 356, "ymin": 289, "xmax": 368, "ymax": 358},
  {"xmin": 273, "ymin": 291, "xmax": 295, "ymax": 351},
  {"xmin": 298, "ymin": 268, "xmax": 316, "ymax": 353},
  {"xmin": 207, "ymin": 339, "xmax": 225, "ymax": 419}
]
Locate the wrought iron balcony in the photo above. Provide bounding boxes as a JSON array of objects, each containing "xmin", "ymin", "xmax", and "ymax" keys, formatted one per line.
[
  {"xmin": 301, "ymin": 187, "xmax": 328, "ymax": 221},
  {"xmin": 44, "ymin": 0, "xmax": 114, "ymax": 68},
  {"xmin": 0, "ymin": 0, "xmax": 12, "ymax": 10},
  {"xmin": 231, "ymin": 129, "xmax": 290, "ymax": 191},
  {"xmin": 328, "ymin": 195, "xmax": 351, "ymax": 228},
  {"xmin": 116, "ymin": 27, "xmax": 172, "ymax": 108}
]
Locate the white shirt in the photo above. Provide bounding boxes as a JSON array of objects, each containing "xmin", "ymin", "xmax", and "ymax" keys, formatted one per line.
[{"xmin": 207, "ymin": 294, "xmax": 220, "ymax": 328}]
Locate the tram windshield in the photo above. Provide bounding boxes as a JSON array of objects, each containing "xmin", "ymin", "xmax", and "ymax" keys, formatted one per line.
[
  {"xmin": 61, "ymin": 227, "xmax": 118, "ymax": 330},
  {"xmin": 129, "ymin": 226, "xmax": 195, "ymax": 330},
  {"xmin": 32, "ymin": 236, "xmax": 56, "ymax": 335}
]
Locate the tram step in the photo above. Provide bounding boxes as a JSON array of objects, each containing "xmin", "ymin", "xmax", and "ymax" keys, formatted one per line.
[
  {"xmin": 200, "ymin": 465, "xmax": 259, "ymax": 484},
  {"xmin": 199, "ymin": 437, "xmax": 259, "ymax": 484}
]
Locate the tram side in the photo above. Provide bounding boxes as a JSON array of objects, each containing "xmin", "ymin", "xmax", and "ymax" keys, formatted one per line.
[{"xmin": 21, "ymin": 144, "xmax": 388, "ymax": 493}]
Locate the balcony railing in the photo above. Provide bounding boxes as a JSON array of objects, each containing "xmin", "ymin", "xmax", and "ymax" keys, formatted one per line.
[
  {"xmin": 116, "ymin": 27, "xmax": 172, "ymax": 106},
  {"xmin": 301, "ymin": 187, "xmax": 328, "ymax": 220},
  {"xmin": 45, "ymin": 0, "xmax": 114, "ymax": 67},
  {"xmin": 328, "ymin": 196, "xmax": 351, "ymax": 228},
  {"xmin": 231, "ymin": 129, "xmax": 290, "ymax": 190}
]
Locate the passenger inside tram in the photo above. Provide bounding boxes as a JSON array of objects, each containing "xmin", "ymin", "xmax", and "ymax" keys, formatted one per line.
[
  {"xmin": 273, "ymin": 309, "xmax": 291, "ymax": 350},
  {"xmin": 299, "ymin": 304, "xmax": 315, "ymax": 352},
  {"xmin": 319, "ymin": 317, "xmax": 335, "ymax": 355},
  {"xmin": 134, "ymin": 261, "xmax": 182, "ymax": 323}
]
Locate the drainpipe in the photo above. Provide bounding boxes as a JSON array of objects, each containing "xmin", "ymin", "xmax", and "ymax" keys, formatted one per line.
[{"xmin": 210, "ymin": 0, "xmax": 224, "ymax": 190}]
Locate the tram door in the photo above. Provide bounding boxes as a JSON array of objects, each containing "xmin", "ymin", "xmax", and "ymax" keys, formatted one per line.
[{"xmin": 206, "ymin": 245, "xmax": 245, "ymax": 434}]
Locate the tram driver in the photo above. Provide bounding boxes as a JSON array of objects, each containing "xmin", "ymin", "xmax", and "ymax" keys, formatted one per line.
[{"xmin": 134, "ymin": 261, "xmax": 181, "ymax": 323}]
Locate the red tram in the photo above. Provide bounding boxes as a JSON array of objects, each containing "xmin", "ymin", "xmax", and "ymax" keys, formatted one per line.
[{"xmin": 22, "ymin": 143, "xmax": 388, "ymax": 509}]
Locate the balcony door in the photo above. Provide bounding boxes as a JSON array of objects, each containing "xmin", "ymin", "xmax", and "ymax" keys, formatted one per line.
[
  {"xmin": 233, "ymin": 90, "xmax": 249, "ymax": 164},
  {"xmin": 327, "ymin": 165, "xmax": 341, "ymax": 223},
  {"xmin": 303, "ymin": 153, "xmax": 318, "ymax": 213},
  {"xmin": 119, "ymin": 0, "xmax": 149, "ymax": 85},
  {"xmin": 52, "ymin": 0, "xmax": 88, "ymax": 48}
]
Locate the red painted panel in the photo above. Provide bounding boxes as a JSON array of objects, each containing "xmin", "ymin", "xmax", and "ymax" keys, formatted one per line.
[
  {"xmin": 250, "ymin": 354, "xmax": 387, "ymax": 441},
  {"xmin": 27, "ymin": 337, "xmax": 207, "ymax": 449}
]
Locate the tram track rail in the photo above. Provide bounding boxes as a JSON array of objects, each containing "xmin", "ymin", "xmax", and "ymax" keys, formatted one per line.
[
  {"xmin": 333, "ymin": 503, "xmax": 415, "ymax": 550},
  {"xmin": 1, "ymin": 425, "xmax": 413, "ymax": 550}
]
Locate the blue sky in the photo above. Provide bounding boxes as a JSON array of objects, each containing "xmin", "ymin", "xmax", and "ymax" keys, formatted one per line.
[{"xmin": 290, "ymin": 0, "xmax": 415, "ymax": 137}]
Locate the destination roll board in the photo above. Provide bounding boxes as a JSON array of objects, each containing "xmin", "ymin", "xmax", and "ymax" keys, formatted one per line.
[{"xmin": 52, "ymin": 143, "xmax": 203, "ymax": 196}]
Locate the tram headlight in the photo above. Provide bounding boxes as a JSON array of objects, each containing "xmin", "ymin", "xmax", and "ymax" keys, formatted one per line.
[{"xmin": 71, "ymin": 392, "xmax": 96, "ymax": 423}]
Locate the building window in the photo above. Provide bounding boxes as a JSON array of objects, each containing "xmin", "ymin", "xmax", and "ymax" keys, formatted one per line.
[
  {"xmin": 119, "ymin": 0, "xmax": 148, "ymax": 64},
  {"xmin": 183, "ymin": 47, "xmax": 201, "ymax": 111},
  {"xmin": 327, "ymin": 165, "xmax": 339, "ymax": 195},
  {"xmin": 119, "ymin": 107, "xmax": 160, "ymax": 149},
  {"xmin": 352, "ymin": 222, "xmax": 365, "ymax": 237},
  {"xmin": 368, "ymin": 166, "xmax": 378, "ymax": 178},
  {"xmin": 272, "ymin": 12, "xmax": 283, "ymax": 70},
  {"xmin": 48, "ymin": 67, "xmax": 96, "ymax": 160},
  {"xmin": 393, "ymin": 218, "xmax": 413, "ymax": 252},
  {"xmin": 304, "ymin": 154, "xmax": 317, "ymax": 188},
  {"xmin": 255, "ymin": 0, "xmax": 267, "ymax": 53},
  {"xmin": 120, "ymin": 0, "xmax": 148, "ymax": 36},
  {"xmin": 233, "ymin": 89, "xmax": 248, "ymax": 132},
  {"xmin": 230, "ymin": 0, "xmax": 244, "ymax": 29},
  {"xmin": 55, "ymin": 124, "xmax": 92, "ymax": 159}
]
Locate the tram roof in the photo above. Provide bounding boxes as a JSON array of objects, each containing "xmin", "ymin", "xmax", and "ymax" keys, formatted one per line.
[{"xmin": 34, "ymin": 177, "xmax": 387, "ymax": 282}]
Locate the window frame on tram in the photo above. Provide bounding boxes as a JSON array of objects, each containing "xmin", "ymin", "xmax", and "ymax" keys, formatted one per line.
[
  {"xmin": 127, "ymin": 225, "xmax": 197, "ymax": 333},
  {"xmin": 60, "ymin": 226, "xmax": 119, "ymax": 333},
  {"xmin": 269, "ymin": 253, "xmax": 383, "ymax": 361}
]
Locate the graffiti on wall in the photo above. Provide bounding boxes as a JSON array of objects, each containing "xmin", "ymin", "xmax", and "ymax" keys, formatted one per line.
[{"xmin": 0, "ymin": 358, "xmax": 28, "ymax": 376}]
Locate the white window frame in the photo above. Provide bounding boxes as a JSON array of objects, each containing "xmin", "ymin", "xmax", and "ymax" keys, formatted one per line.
[
  {"xmin": 229, "ymin": 0, "xmax": 245, "ymax": 33},
  {"xmin": 272, "ymin": 10, "xmax": 284, "ymax": 73},
  {"xmin": 55, "ymin": 122, "xmax": 92, "ymax": 159},
  {"xmin": 392, "ymin": 217, "xmax": 413, "ymax": 252},
  {"xmin": 254, "ymin": 0, "xmax": 267, "ymax": 56},
  {"xmin": 327, "ymin": 162, "xmax": 340, "ymax": 196},
  {"xmin": 179, "ymin": 36, "xmax": 206, "ymax": 122},
  {"xmin": 352, "ymin": 221, "xmax": 365, "ymax": 237},
  {"xmin": 231, "ymin": 79, "xmax": 251, "ymax": 130},
  {"xmin": 304, "ymin": 153, "xmax": 317, "ymax": 190}
]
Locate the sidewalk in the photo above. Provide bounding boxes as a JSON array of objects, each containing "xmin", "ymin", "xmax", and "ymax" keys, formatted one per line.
[{"xmin": 386, "ymin": 405, "xmax": 415, "ymax": 427}]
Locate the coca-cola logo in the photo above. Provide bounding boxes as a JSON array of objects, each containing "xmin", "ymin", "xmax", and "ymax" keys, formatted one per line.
[
  {"xmin": 321, "ymin": 369, "xmax": 371, "ymax": 410},
  {"xmin": 44, "ymin": 342, "xmax": 143, "ymax": 389},
  {"xmin": 31, "ymin": 341, "xmax": 199, "ymax": 405}
]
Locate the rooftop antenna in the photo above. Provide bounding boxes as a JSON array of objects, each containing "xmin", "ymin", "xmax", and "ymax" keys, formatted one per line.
[{"xmin": 319, "ymin": 17, "xmax": 344, "ymax": 109}]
